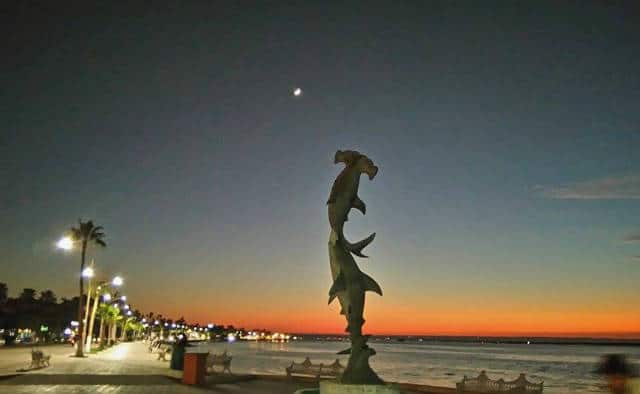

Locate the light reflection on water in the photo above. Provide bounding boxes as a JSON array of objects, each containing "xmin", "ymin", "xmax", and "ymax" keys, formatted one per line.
[{"xmin": 191, "ymin": 340, "xmax": 639, "ymax": 394}]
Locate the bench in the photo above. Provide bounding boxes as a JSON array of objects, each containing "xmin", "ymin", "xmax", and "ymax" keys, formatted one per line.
[
  {"xmin": 206, "ymin": 351, "xmax": 232, "ymax": 374},
  {"xmin": 457, "ymin": 371, "xmax": 543, "ymax": 393},
  {"xmin": 286, "ymin": 357, "xmax": 344, "ymax": 380},
  {"xmin": 148, "ymin": 339, "xmax": 164, "ymax": 353},
  {"xmin": 29, "ymin": 349, "xmax": 51, "ymax": 369},
  {"xmin": 156, "ymin": 345, "xmax": 171, "ymax": 361}
]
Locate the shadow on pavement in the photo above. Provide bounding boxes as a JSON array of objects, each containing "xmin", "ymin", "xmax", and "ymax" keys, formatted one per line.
[{"xmin": 0, "ymin": 374, "xmax": 175, "ymax": 385}]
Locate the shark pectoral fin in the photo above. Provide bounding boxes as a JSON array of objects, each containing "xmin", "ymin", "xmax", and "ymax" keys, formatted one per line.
[
  {"xmin": 337, "ymin": 347, "xmax": 351, "ymax": 355},
  {"xmin": 362, "ymin": 273, "xmax": 383, "ymax": 296},
  {"xmin": 347, "ymin": 233, "xmax": 376, "ymax": 258},
  {"xmin": 352, "ymin": 196, "xmax": 366, "ymax": 215},
  {"xmin": 328, "ymin": 273, "xmax": 346, "ymax": 304}
]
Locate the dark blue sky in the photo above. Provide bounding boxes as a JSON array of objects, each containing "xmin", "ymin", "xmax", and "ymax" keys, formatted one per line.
[{"xmin": 1, "ymin": 2, "xmax": 639, "ymax": 334}]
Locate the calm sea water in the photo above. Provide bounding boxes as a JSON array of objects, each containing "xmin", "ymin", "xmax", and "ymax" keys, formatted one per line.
[{"xmin": 191, "ymin": 340, "xmax": 640, "ymax": 393}]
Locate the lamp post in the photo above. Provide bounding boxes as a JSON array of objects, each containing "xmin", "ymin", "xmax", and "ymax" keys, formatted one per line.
[{"xmin": 81, "ymin": 263, "xmax": 95, "ymax": 351}]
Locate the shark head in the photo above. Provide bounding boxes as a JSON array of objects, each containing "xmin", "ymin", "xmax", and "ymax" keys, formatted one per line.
[
  {"xmin": 357, "ymin": 156, "xmax": 378, "ymax": 180},
  {"xmin": 334, "ymin": 150, "xmax": 379, "ymax": 180},
  {"xmin": 334, "ymin": 150, "xmax": 361, "ymax": 165}
]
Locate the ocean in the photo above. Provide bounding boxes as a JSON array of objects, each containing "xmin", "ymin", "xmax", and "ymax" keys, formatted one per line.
[{"xmin": 191, "ymin": 339, "xmax": 640, "ymax": 393}]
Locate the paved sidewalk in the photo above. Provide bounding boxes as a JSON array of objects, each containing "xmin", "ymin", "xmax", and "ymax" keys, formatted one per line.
[{"xmin": 0, "ymin": 342, "xmax": 317, "ymax": 393}]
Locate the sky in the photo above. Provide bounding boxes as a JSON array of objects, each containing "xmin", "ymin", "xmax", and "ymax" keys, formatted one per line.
[{"xmin": 1, "ymin": 2, "xmax": 639, "ymax": 337}]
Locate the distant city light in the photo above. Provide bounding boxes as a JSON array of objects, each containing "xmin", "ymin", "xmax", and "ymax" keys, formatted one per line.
[
  {"xmin": 70, "ymin": 321, "xmax": 79, "ymax": 327},
  {"xmin": 82, "ymin": 267, "xmax": 94, "ymax": 278},
  {"xmin": 127, "ymin": 310, "xmax": 132, "ymax": 316},
  {"xmin": 293, "ymin": 87, "xmax": 303, "ymax": 97},
  {"xmin": 154, "ymin": 320, "xmax": 159, "ymax": 325},
  {"xmin": 207, "ymin": 323, "xmax": 213, "ymax": 329},
  {"xmin": 120, "ymin": 295, "xmax": 127, "ymax": 301},
  {"xmin": 124, "ymin": 304, "xmax": 129, "ymax": 310},
  {"xmin": 227, "ymin": 333, "xmax": 236, "ymax": 343},
  {"xmin": 64, "ymin": 328, "xmax": 72, "ymax": 335},
  {"xmin": 103, "ymin": 293, "xmax": 111, "ymax": 301},
  {"xmin": 57, "ymin": 236, "xmax": 74, "ymax": 250}
]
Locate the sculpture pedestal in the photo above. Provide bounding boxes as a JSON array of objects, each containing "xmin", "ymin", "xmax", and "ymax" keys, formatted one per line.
[{"xmin": 320, "ymin": 381, "xmax": 401, "ymax": 394}]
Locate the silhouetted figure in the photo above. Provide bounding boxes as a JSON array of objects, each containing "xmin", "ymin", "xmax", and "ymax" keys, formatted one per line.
[
  {"xmin": 596, "ymin": 354, "xmax": 639, "ymax": 394},
  {"xmin": 170, "ymin": 333, "xmax": 189, "ymax": 370}
]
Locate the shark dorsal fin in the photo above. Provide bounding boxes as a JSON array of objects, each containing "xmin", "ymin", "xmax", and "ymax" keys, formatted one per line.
[
  {"xmin": 347, "ymin": 232, "xmax": 376, "ymax": 258},
  {"xmin": 328, "ymin": 272, "xmax": 347, "ymax": 304},
  {"xmin": 361, "ymin": 273, "xmax": 383, "ymax": 296},
  {"xmin": 337, "ymin": 347, "xmax": 351, "ymax": 355}
]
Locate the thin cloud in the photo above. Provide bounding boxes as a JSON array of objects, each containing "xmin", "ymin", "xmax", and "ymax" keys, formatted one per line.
[{"xmin": 538, "ymin": 175, "xmax": 640, "ymax": 200}]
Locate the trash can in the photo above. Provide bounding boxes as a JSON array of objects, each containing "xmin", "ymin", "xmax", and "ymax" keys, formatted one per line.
[{"xmin": 183, "ymin": 352, "xmax": 208, "ymax": 385}]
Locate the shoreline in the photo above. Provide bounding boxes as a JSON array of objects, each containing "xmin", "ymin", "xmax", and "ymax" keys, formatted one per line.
[{"xmin": 286, "ymin": 335, "xmax": 640, "ymax": 346}]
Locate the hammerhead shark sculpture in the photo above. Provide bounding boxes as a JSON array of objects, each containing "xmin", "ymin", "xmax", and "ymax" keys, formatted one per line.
[{"xmin": 327, "ymin": 149, "xmax": 384, "ymax": 385}]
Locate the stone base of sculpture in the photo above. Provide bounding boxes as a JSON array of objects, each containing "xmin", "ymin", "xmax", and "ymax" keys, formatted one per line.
[{"xmin": 320, "ymin": 381, "xmax": 401, "ymax": 394}]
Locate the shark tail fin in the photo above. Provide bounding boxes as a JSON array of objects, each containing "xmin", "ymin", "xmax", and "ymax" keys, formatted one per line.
[
  {"xmin": 346, "ymin": 233, "xmax": 376, "ymax": 258},
  {"xmin": 328, "ymin": 272, "xmax": 346, "ymax": 304},
  {"xmin": 362, "ymin": 273, "xmax": 383, "ymax": 296},
  {"xmin": 337, "ymin": 347, "xmax": 351, "ymax": 355}
]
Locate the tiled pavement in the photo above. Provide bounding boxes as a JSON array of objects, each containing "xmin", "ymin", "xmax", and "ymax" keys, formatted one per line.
[{"xmin": 0, "ymin": 342, "xmax": 315, "ymax": 393}]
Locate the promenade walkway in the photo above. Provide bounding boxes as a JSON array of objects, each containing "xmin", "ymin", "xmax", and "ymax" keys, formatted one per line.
[{"xmin": 0, "ymin": 342, "xmax": 316, "ymax": 393}]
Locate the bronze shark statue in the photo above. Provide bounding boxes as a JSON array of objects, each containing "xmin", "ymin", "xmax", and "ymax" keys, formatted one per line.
[
  {"xmin": 327, "ymin": 149, "xmax": 384, "ymax": 385},
  {"xmin": 327, "ymin": 150, "xmax": 379, "ymax": 257}
]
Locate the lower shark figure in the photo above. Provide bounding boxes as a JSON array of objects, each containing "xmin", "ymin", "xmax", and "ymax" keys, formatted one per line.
[{"xmin": 328, "ymin": 230, "xmax": 382, "ymax": 336}]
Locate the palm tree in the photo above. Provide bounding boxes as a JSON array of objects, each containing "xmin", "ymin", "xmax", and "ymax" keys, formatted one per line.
[
  {"xmin": 96, "ymin": 304, "xmax": 110, "ymax": 348},
  {"xmin": 120, "ymin": 316, "xmax": 136, "ymax": 341},
  {"xmin": 39, "ymin": 290, "xmax": 57, "ymax": 304},
  {"xmin": 70, "ymin": 219, "xmax": 106, "ymax": 357},
  {"xmin": 110, "ymin": 313, "xmax": 122, "ymax": 346}
]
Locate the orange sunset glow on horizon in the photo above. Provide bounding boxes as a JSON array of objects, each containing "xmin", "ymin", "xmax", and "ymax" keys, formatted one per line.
[{"xmin": 135, "ymin": 285, "xmax": 640, "ymax": 339}]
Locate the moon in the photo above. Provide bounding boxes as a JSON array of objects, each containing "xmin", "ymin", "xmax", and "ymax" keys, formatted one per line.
[{"xmin": 293, "ymin": 87, "xmax": 302, "ymax": 97}]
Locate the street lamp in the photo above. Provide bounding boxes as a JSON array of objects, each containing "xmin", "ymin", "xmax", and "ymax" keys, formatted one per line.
[
  {"xmin": 112, "ymin": 276, "xmax": 123, "ymax": 287},
  {"xmin": 57, "ymin": 236, "xmax": 74, "ymax": 251},
  {"xmin": 82, "ymin": 267, "xmax": 94, "ymax": 278}
]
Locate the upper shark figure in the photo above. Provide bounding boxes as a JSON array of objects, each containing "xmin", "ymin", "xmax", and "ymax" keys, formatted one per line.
[{"xmin": 327, "ymin": 150, "xmax": 379, "ymax": 257}]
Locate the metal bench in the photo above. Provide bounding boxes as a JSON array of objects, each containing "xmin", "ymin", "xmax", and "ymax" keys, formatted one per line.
[
  {"xmin": 206, "ymin": 351, "xmax": 233, "ymax": 374},
  {"xmin": 156, "ymin": 345, "xmax": 171, "ymax": 361},
  {"xmin": 457, "ymin": 371, "xmax": 543, "ymax": 393},
  {"xmin": 29, "ymin": 349, "xmax": 51, "ymax": 369},
  {"xmin": 286, "ymin": 357, "xmax": 344, "ymax": 380}
]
